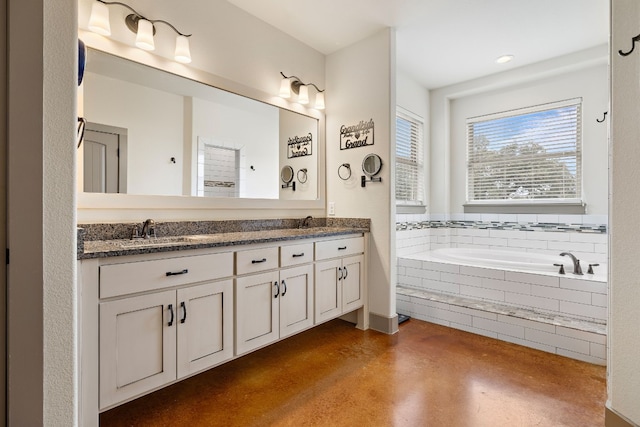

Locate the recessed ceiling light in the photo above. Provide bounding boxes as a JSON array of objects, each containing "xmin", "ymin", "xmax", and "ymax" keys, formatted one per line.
[{"xmin": 496, "ymin": 54, "xmax": 514, "ymax": 64}]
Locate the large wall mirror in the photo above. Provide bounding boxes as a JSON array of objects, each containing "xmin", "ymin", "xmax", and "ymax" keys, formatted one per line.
[{"xmin": 79, "ymin": 48, "xmax": 319, "ymax": 202}]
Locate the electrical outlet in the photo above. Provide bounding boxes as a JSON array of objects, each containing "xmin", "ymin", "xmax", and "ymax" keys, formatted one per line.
[{"xmin": 328, "ymin": 202, "xmax": 335, "ymax": 216}]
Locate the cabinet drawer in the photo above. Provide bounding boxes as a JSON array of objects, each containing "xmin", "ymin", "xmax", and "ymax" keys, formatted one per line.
[
  {"xmin": 100, "ymin": 252, "xmax": 233, "ymax": 299},
  {"xmin": 315, "ymin": 236, "xmax": 364, "ymax": 261},
  {"xmin": 280, "ymin": 242, "xmax": 313, "ymax": 267},
  {"xmin": 236, "ymin": 247, "xmax": 279, "ymax": 275}
]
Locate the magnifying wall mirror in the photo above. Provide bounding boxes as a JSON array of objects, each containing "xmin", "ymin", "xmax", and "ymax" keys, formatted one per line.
[
  {"xmin": 361, "ymin": 153, "xmax": 383, "ymax": 187},
  {"xmin": 281, "ymin": 165, "xmax": 295, "ymax": 191}
]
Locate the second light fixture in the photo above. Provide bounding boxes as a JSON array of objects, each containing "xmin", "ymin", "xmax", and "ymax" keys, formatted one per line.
[{"xmin": 279, "ymin": 72, "xmax": 325, "ymax": 110}]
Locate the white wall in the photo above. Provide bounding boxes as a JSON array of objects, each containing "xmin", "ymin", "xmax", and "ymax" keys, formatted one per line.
[
  {"xmin": 609, "ymin": 0, "xmax": 640, "ymax": 425},
  {"xmin": 326, "ymin": 29, "xmax": 397, "ymax": 328},
  {"xmin": 430, "ymin": 46, "xmax": 609, "ymax": 216},
  {"xmin": 279, "ymin": 110, "xmax": 318, "ymax": 200},
  {"xmin": 83, "ymin": 72, "xmax": 184, "ymax": 195},
  {"xmin": 191, "ymin": 96, "xmax": 279, "ymax": 199}
]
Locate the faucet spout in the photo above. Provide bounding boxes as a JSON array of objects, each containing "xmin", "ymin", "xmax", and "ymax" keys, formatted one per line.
[
  {"xmin": 560, "ymin": 252, "xmax": 583, "ymax": 275},
  {"xmin": 300, "ymin": 216, "xmax": 313, "ymax": 229},
  {"xmin": 141, "ymin": 218, "xmax": 156, "ymax": 239}
]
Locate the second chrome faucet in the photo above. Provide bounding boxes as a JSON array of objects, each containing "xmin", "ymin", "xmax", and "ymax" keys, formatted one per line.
[{"xmin": 560, "ymin": 252, "xmax": 583, "ymax": 275}]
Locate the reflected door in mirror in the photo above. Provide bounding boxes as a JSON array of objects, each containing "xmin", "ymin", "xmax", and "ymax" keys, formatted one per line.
[{"xmin": 84, "ymin": 129, "xmax": 120, "ymax": 193}]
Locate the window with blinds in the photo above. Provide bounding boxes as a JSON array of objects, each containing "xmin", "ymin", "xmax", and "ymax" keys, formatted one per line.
[
  {"xmin": 467, "ymin": 98, "xmax": 582, "ymax": 203},
  {"xmin": 396, "ymin": 110, "xmax": 424, "ymax": 205}
]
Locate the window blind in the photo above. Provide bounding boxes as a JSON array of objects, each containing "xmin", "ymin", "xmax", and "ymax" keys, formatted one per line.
[
  {"xmin": 396, "ymin": 112, "xmax": 424, "ymax": 204},
  {"xmin": 467, "ymin": 99, "xmax": 582, "ymax": 203}
]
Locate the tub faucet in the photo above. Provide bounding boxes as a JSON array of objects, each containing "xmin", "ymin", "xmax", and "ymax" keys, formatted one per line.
[
  {"xmin": 560, "ymin": 252, "xmax": 583, "ymax": 275},
  {"xmin": 299, "ymin": 215, "xmax": 313, "ymax": 229},
  {"xmin": 141, "ymin": 218, "xmax": 156, "ymax": 239}
]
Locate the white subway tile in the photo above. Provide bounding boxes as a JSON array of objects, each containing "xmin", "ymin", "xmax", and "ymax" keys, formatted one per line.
[
  {"xmin": 592, "ymin": 293, "xmax": 608, "ymax": 308},
  {"xmin": 481, "ymin": 214, "xmax": 500, "ymax": 222},
  {"xmin": 497, "ymin": 314, "xmax": 557, "ymax": 333},
  {"xmin": 498, "ymin": 214, "xmax": 518, "ymax": 223},
  {"xmin": 482, "ymin": 277, "xmax": 531, "ymax": 295},
  {"xmin": 526, "ymin": 232, "xmax": 572, "ymax": 242},
  {"xmin": 525, "ymin": 328, "xmax": 590, "ymax": 354},
  {"xmin": 556, "ymin": 326, "xmax": 606, "ymax": 345},
  {"xmin": 582, "ymin": 215, "xmax": 608, "ymax": 225},
  {"xmin": 505, "ymin": 293, "xmax": 559, "ymax": 312},
  {"xmin": 473, "ymin": 317, "xmax": 525, "ymax": 338},
  {"xmin": 537, "ymin": 214, "xmax": 559, "ymax": 223},
  {"xmin": 500, "ymin": 335, "xmax": 556, "ymax": 354},
  {"xmin": 397, "ymin": 275, "xmax": 422, "ymax": 288},
  {"xmin": 464, "ymin": 213, "xmax": 483, "ymax": 221},
  {"xmin": 560, "ymin": 277, "xmax": 607, "ymax": 294},
  {"xmin": 556, "ymin": 349, "xmax": 605, "ymax": 365},
  {"xmin": 450, "ymin": 305, "xmax": 498, "ymax": 321},
  {"xmin": 594, "ymin": 243, "xmax": 608, "ymax": 254},
  {"xmin": 458, "ymin": 228, "xmax": 490, "ymax": 237},
  {"xmin": 406, "ymin": 267, "xmax": 441, "ymax": 281},
  {"xmin": 590, "ymin": 342, "xmax": 607, "ymax": 359},
  {"xmin": 450, "ymin": 213, "xmax": 465, "ymax": 221},
  {"xmin": 423, "ymin": 261, "xmax": 460, "ymax": 273},
  {"xmin": 530, "ymin": 285, "xmax": 591, "ymax": 305},
  {"xmin": 398, "ymin": 258, "xmax": 423, "ymax": 269},
  {"xmin": 507, "ymin": 238, "xmax": 548, "ymax": 250},
  {"xmin": 558, "ymin": 215, "xmax": 584, "ymax": 225},
  {"xmin": 570, "ymin": 233, "xmax": 608, "ymax": 244},
  {"xmin": 441, "ymin": 272, "xmax": 483, "ymax": 287},
  {"xmin": 517, "ymin": 214, "xmax": 538, "ymax": 223},
  {"xmin": 452, "ymin": 323, "xmax": 498, "ymax": 339},
  {"xmin": 430, "ymin": 228, "xmax": 450, "ymax": 236},
  {"xmin": 560, "ymin": 301, "xmax": 607, "ymax": 321},
  {"xmin": 456, "ymin": 243, "xmax": 490, "ymax": 250},
  {"xmin": 424, "ymin": 306, "xmax": 473, "ymax": 326},
  {"xmin": 473, "ymin": 237, "xmax": 508, "ymax": 246},
  {"xmin": 505, "ymin": 271, "xmax": 559, "ymax": 287},
  {"xmin": 422, "ymin": 279, "xmax": 460, "ymax": 295},
  {"xmin": 451, "ymin": 235, "xmax": 473, "ymax": 245},
  {"xmin": 460, "ymin": 265, "xmax": 505, "ymax": 280},
  {"xmin": 489, "ymin": 230, "xmax": 525, "ymax": 239},
  {"xmin": 548, "ymin": 241, "xmax": 595, "ymax": 252},
  {"xmin": 460, "ymin": 285, "xmax": 504, "ymax": 302}
]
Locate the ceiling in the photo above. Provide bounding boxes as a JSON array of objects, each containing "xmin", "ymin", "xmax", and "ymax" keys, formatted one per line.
[{"xmin": 227, "ymin": 0, "xmax": 609, "ymax": 89}]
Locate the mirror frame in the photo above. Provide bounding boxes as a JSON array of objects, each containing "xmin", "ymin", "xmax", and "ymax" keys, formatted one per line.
[
  {"xmin": 77, "ymin": 32, "xmax": 325, "ymax": 220},
  {"xmin": 362, "ymin": 153, "xmax": 383, "ymax": 177}
]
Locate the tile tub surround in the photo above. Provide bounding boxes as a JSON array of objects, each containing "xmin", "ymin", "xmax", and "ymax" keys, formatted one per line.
[
  {"xmin": 77, "ymin": 217, "xmax": 370, "ymax": 259},
  {"xmin": 397, "ymin": 255, "xmax": 607, "ymax": 365}
]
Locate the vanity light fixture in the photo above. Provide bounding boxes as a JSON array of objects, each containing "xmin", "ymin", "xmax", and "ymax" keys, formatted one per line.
[
  {"xmin": 279, "ymin": 72, "xmax": 325, "ymax": 110},
  {"xmin": 88, "ymin": 0, "xmax": 192, "ymax": 63}
]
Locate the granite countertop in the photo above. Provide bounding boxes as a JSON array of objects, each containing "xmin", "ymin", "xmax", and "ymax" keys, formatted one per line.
[{"xmin": 78, "ymin": 218, "xmax": 370, "ymax": 259}]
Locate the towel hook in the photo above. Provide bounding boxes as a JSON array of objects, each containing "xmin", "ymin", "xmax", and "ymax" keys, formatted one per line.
[
  {"xmin": 596, "ymin": 112, "xmax": 607, "ymax": 123},
  {"xmin": 619, "ymin": 34, "xmax": 640, "ymax": 56}
]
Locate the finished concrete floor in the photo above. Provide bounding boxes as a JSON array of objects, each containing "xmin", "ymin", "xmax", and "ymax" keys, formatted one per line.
[{"xmin": 101, "ymin": 318, "xmax": 606, "ymax": 426}]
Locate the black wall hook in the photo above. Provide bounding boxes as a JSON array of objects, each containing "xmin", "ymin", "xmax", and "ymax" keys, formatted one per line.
[
  {"xmin": 619, "ymin": 34, "xmax": 640, "ymax": 56},
  {"xmin": 596, "ymin": 112, "xmax": 607, "ymax": 123}
]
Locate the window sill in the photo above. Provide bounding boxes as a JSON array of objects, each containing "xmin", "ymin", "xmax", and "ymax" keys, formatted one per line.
[
  {"xmin": 397, "ymin": 204, "xmax": 427, "ymax": 215},
  {"xmin": 463, "ymin": 202, "xmax": 585, "ymax": 215}
]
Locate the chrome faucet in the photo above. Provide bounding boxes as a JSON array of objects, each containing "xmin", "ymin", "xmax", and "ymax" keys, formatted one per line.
[
  {"xmin": 141, "ymin": 218, "xmax": 156, "ymax": 239},
  {"xmin": 299, "ymin": 215, "xmax": 313, "ymax": 228},
  {"xmin": 560, "ymin": 252, "xmax": 583, "ymax": 275}
]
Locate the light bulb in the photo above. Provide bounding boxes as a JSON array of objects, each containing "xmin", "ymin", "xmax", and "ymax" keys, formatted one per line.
[
  {"xmin": 298, "ymin": 85, "xmax": 309, "ymax": 105},
  {"xmin": 279, "ymin": 78, "xmax": 291, "ymax": 98},
  {"xmin": 314, "ymin": 91, "xmax": 325, "ymax": 110},
  {"xmin": 174, "ymin": 35, "xmax": 191, "ymax": 63},
  {"xmin": 135, "ymin": 19, "xmax": 155, "ymax": 51},
  {"xmin": 88, "ymin": 1, "xmax": 111, "ymax": 36}
]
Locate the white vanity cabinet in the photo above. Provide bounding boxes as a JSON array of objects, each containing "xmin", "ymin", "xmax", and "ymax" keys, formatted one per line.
[
  {"xmin": 97, "ymin": 252, "xmax": 234, "ymax": 409},
  {"xmin": 315, "ymin": 236, "xmax": 365, "ymax": 324},
  {"xmin": 235, "ymin": 243, "xmax": 314, "ymax": 355}
]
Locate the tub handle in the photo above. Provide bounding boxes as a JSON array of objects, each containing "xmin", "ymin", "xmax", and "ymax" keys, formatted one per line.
[
  {"xmin": 587, "ymin": 263, "xmax": 600, "ymax": 274},
  {"xmin": 553, "ymin": 263, "xmax": 565, "ymax": 275}
]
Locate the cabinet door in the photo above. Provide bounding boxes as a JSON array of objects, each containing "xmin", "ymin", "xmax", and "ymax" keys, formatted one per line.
[
  {"xmin": 315, "ymin": 259, "xmax": 342, "ymax": 324},
  {"xmin": 235, "ymin": 271, "xmax": 280, "ymax": 355},
  {"xmin": 99, "ymin": 290, "xmax": 176, "ymax": 409},
  {"xmin": 279, "ymin": 264, "xmax": 314, "ymax": 338},
  {"xmin": 342, "ymin": 254, "xmax": 364, "ymax": 313},
  {"xmin": 177, "ymin": 280, "xmax": 233, "ymax": 378}
]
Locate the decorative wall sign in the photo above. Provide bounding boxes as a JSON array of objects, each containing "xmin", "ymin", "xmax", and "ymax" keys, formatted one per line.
[
  {"xmin": 287, "ymin": 133, "xmax": 313, "ymax": 158},
  {"xmin": 340, "ymin": 118, "xmax": 374, "ymax": 150}
]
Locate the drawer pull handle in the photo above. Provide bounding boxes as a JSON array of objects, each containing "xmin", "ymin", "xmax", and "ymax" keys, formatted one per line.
[
  {"xmin": 343, "ymin": 266, "xmax": 348, "ymax": 280},
  {"xmin": 292, "ymin": 253, "xmax": 305, "ymax": 258},
  {"xmin": 167, "ymin": 304, "xmax": 174, "ymax": 327},
  {"xmin": 274, "ymin": 281, "xmax": 280, "ymax": 299},
  {"xmin": 338, "ymin": 246, "xmax": 347, "ymax": 250},
  {"xmin": 338, "ymin": 267, "xmax": 343, "ymax": 281},
  {"xmin": 252, "ymin": 258, "xmax": 267, "ymax": 264},
  {"xmin": 180, "ymin": 301, "xmax": 187, "ymax": 324},
  {"xmin": 281, "ymin": 280, "xmax": 287, "ymax": 296},
  {"xmin": 166, "ymin": 269, "xmax": 188, "ymax": 277}
]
